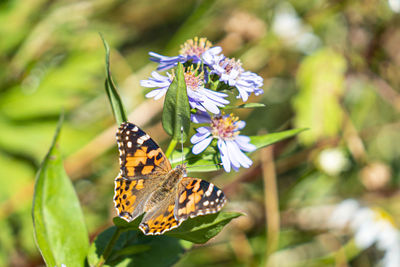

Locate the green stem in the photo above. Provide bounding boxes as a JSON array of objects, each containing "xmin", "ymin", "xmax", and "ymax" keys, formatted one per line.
[
  {"xmin": 165, "ymin": 139, "xmax": 178, "ymax": 159},
  {"xmin": 95, "ymin": 227, "xmax": 123, "ymax": 267}
]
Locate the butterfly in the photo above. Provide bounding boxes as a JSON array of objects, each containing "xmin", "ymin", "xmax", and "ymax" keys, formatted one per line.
[{"xmin": 113, "ymin": 122, "xmax": 226, "ymax": 235}]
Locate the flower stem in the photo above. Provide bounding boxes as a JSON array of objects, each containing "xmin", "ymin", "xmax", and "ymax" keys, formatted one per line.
[
  {"xmin": 95, "ymin": 227, "xmax": 123, "ymax": 267},
  {"xmin": 165, "ymin": 138, "xmax": 178, "ymax": 159},
  {"xmin": 260, "ymin": 144, "xmax": 279, "ymax": 259}
]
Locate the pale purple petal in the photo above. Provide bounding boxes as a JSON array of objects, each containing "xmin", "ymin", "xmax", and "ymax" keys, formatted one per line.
[
  {"xmin": 203, "ymin": 88, "xmax": 229, "ymax": 98},
  {"xmin": 201, "ymin": 89, "xmax": 230, "ymax": 104},
  {"xmin": 146, "ymin": 89, "xmax": 167, "ymax": 98},
  {"xmin": 235, "ymin": 84, "xmax": 249, "ymax": 101},
  {"xmin": 206, "ymin": 46, "xmax": 222, "ymax": 55},
  {"xmin": 225, "ymin": 141, "xmax": 241, "ymax": 169},
  {"xmin": 200, "ymin": 99, "xmax": 220, "ymax": 114},
  {"xmin": 154, "ymin": 89, "xmax": 168, "ymax": 100},
  {"xmin": 235, "ymin": 120, "xmax": 246, "ymax": 130},
  {"xmin": 218, "ymin": 139, "xmax": 231, "ymax": 172},
  {"xmin": 191, "ymin": 112, "xmax": 211, "ymax": 124},
  {"xmin": 228, "ymin": 140, "xmax": 253, "ymax": 168},
  {"xmin": 235, "ymin": 135, "xmax": 256, "ymax": 152},
  {"xmin": 196, "ymin": 126, "xmax": 212, "ymax": 134},
  {"xmin": 192, "ymin": 137, "xmax": 213, "ymax": 155},
  {"xmin": 190, "ymin": 131, "xmax": 211, "ymax": 144},
  {"xmin": 149, "ymin": 52, "xmax": 185, "ymax": 71}
]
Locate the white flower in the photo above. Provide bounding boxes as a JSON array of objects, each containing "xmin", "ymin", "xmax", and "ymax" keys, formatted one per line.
[
  {"xmin": 330, "ymin": 200, "xmax": 400, "ymax": 267},
  {"xmin": 329, "ymin": 199, "xmax": 360, "ymax": 229},
  {"xmin": 318, "ymin": 148, "xmax": 350, "ymax": 176}
]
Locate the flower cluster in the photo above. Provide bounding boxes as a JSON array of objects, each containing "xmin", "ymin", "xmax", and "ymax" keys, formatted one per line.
[{"xmin": 141, "ymin": 37, "xmax": 264, "ymax": 172}]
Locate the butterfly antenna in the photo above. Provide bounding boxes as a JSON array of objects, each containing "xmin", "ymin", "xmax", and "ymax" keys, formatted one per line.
[{"xmin": 180, "ymin": 126, "xmax": 184, "ymax": 166}]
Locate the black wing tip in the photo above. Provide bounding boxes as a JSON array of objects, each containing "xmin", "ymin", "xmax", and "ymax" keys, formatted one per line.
[{"xmin": 118, "ymin": 121, "xmax": 131, "ymax": 130}]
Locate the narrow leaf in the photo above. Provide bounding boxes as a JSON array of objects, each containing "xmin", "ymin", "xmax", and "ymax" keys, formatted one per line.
[
  {"xmin": 101, "ymin": 34, "xmax": 128, "ymax": 125},
  {"xmin": 162, "ymin": 62, "xmax": 191, "ymax": 142},
  {"xmin": 250, "ymin": 128, "xmax": 307, "ymax": 149},
  {"xmin": 222, "ymin": 103, "xmax": 266, "ymax": 109},
  {"xmin": 32, "ymin": 114, "xmax": 89, "ymax": 267}
]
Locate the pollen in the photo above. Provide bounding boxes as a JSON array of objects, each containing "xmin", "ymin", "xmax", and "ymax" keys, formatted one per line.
[
  {"xmin": 210, "ymin": 113, "xmax": 240, "ymax": 140},
  {"xmin": 184, "ymin": 65, "xmax": 204, "ymax": 91},
  {"xmin": 179, "ymin": 37, "xmax": 212, "ymax": 58},
  {"xmin": 220, "ymin": 57, "xmax": 242, "ymax": 76}
]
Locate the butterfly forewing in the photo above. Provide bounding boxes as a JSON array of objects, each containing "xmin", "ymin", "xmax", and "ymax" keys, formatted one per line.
[{"xmin": 116, "ymin": 122, "xmax": 171, "ymax": 178}]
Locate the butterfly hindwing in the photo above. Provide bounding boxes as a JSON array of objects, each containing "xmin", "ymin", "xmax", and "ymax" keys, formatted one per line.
[
  {"xmin": 139, "ymin": 193, "xmax": 181, "ymax": 235},
  {"xmin": 175, "ymin": 177, "xmax": 226, "ymax": 221},
  {"xmin": 114, "ymin": 175, "xmax": 156, "ymax": 222}
]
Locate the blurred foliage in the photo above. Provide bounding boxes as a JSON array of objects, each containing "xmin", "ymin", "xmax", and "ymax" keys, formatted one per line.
[{"xmin": 1, "ymin": 0, "xmax": 400, "ymax": 266}]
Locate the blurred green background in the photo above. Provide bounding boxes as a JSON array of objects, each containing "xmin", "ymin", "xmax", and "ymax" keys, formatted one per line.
[{"xmin": 1, "ymin": 0, "xmax": 400, "ymax": 266}]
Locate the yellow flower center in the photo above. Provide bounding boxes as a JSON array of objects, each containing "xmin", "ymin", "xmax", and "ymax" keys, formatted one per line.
[
  {"xmin": 211, "ymin": 114, "xmax": 240, "ymax": 140},
  {"xmin": 180, "ymin": 37, "xmax": 212, "ymax": 58},
  {"xmin": 184, "ymin": 66, "xmax": 203, "ymax": 91},
  {"xmin": 372, "ymin": 207, "xmax": 396, "ymax": 226},
  {"xmin": 220, "ymin": 58, "xmax": 242, "ymax": 74}
]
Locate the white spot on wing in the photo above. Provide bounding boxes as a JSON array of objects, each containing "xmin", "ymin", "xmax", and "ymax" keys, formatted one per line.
[
  {"xmin": 205, "ymin": 184, "xmax": 214, "ymax": 197},
  {"xmin": 127, "ymin": 141, "xmax": 132, "ymax": 148},
  {"xmin": 137, "ymin": 134, "xmax": 150, "ymax": 145}
]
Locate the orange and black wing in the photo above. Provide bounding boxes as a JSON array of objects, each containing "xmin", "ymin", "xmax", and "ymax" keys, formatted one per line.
[
  {"xmin": 139, "ymin": 193, "xmax": 181, "ymax": 235},
  {"xmin": 114, "ymin": 122, "xmax": 170, "ymax": 222},
  {"xmin": 116, "ymin": 122, "xmax": 171, "ymax": 178},
  {"xmin": 175, "ymin": 177, "xmax": 226, "ymax": 222}
]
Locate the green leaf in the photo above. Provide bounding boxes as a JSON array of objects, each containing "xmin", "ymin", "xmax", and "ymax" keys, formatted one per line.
[
  {"xmin": 292, "ymin": 48, "xmax": 347, "ymax": 145},
  {"xmin": 222, "ymin": 103, "xmax": 267, "ymax": 109},
  {"xmin": 32, "ymin": 114, "xmax": 89, "ymax": 267},
  {"xmin": 87, "ymin": 226, "xmax": 184, "ymax": 267},
  {"xmin": 101, "ymin": 34, "xmax": 128, "ymax": 125},
  {"xmin": 113, "ymin": 215, "xmax": 142, "ymax": 230},
  {"xmin": 250, "ymin": 128, "xmax": 308, "ymax": 150},
  {"xmin": 162, "ymin": 62, "xmax": 191, "ymax": 142},
  {"xmin": 170, "ymin": 148, "xmax": 222, "ymax": 172},
  {"xmin": 166, "ymin": 212, "xmax": 242, "ymax": 243},
  {"xmin": 113, "ymin": 212, "xmax": 242, "ymax": 244}
]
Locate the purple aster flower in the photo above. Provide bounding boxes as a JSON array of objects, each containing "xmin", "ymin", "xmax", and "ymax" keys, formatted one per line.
[
  {"xmin": 149, "ymin": 37, "xmax": 222, "ymax": 71},
  {"xmin": 190, "ymin": 112, "xmax": 256, "ymax": 172},
  {"xmin": 140, "ymin": 67, "xmax": 229, "ymax": 114},
  {"xmin": 202, "ymin": 49, "xmax": 264, "ymax": 102}
]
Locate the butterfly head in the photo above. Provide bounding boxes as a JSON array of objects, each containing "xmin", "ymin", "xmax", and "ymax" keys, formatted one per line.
[{"xmin": 174, "ymin": 163, "xmax": 187, "ymax": 177}]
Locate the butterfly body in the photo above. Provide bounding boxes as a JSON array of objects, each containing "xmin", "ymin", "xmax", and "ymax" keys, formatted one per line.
[
  {"xmin": 114, "ymin": 122, "xmax": 226, "ymax": 235},
  {"xmin": 144, "ymin": 165, "xmax": 184, "ymax": 211}
]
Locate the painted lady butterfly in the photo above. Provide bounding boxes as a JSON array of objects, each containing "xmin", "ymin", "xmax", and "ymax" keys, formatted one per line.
[{"xmin": 114, "ymin": 122, "xmax": 226, "ymax": 235}]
